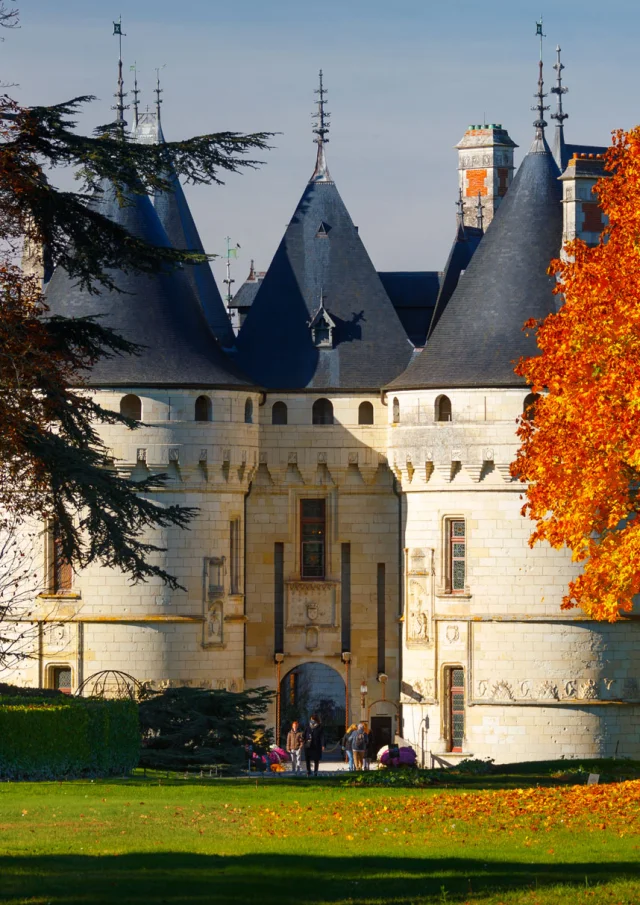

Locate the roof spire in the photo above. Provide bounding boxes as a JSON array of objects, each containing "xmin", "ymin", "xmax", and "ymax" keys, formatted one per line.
[
  {"xmin": 310, "ymin": 69, "xmax": 332, "ymax": 183},
  {"xmin": 551, "ymin": 45, "xmax": 568, "ymax": 166},
  {"xmin": 475, "ymin": 191, "xmax": 484, "ymax": 231},
  {"xmin": 131, "ymin": 61, "xmax": 139, "ymax": 130},
  {"xmin": 112, "ymin": 17, "xmax": 128, "ymax": 135},
  {"xmin": 155, "ymin": 66, "xmax": 164, "ymax": 124},
  {"xmin": 456, "ymin": 187, "xmax": 465, "ymax": 227},
  {"xmin": 532, "ymin": 17, "xmax": 549, "ymax": 145}
]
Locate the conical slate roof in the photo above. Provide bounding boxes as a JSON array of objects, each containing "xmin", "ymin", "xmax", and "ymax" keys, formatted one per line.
[
  {"xmin": 427, "ymin": 221, "xmax": 483, "ymax": 340},
  {"xmin": 389, "ymin": 135, "xmax": 562, "ymax": 390},
  {"xmin": 235, "ymin": 174, "xmax": 413, "ymax": 390},
  {"xmin": 133, "ymin": 111, "xmax": 235, "ymax": 349},
  {"xmin": 44, "ymin": 182, "xmax": 252, "ymax": 388}
]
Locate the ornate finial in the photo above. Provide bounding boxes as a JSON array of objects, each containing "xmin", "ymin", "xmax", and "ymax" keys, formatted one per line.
[
  {"xmin": 248, "ymin": 259, "xmax": 256, "ymax": 281},
  {"xmin": 310, "ymin": 69, "xmax": 332, "ymax": 183},
  {"xmin": 456, "ymin": 187, "xmax": 465, "ymax": 226},
  {"xmin": 551, "ymin": 45, "xmax": 568, "ymax": 164},
  {"xmin": 532, "ymin": 18, "xmax": 549, "ymax": 141},
  {"xmin": 131, "ymin": 61, "xmax": 139, "ymax": 130},
  {"xmin": 476, "ymin": 191, "xmax": 484, "ymax": 231},
  {"xmin": 155, "ymin": 66, "xmax": 164, "ymax": 124},
  {"xmin": 112, "ymin": 17, "xmax": 128, "ymax": 134}
]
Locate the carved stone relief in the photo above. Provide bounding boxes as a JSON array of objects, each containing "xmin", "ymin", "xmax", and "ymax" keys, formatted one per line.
[
  {"xmin": 445, "ymin": 624, "xmax": 460, "ymax": 644},
  {"xmin": 286, "ymin": 582, "xmax": 337, "ymax": 628},
  {"xmin": 473, "ymin": 676, "xmax": 640, "ymax": 703},
  {"xmin": 203, "ymin": 599, "xmax": 223, "ymax": 647},
  {"xmin": 400, "ymin": 678, "xmax": 434, "ymax": 703}
]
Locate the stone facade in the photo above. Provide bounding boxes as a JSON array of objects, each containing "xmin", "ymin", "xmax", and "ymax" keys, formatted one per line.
[
  {"xmin": 388, "ymin": 388, "xmax": 640, "ymax": 763},
  {"xmin": 8, "ymin": 383, "xmax": 640, "ymax": 763}
]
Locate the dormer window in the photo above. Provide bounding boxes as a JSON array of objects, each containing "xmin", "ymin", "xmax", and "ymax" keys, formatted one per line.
[
  {"xmin": 316, "ymin": 221, "xmax": 331, "ymax": 238},
  {"xmin": 308, "ymin": 296, "xmax": 336, "ymax": 349}
]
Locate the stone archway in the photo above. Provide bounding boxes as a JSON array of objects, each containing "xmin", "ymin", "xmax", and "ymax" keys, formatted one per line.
[{"xmin": 280, "ymin": 662, "xmax": 346, "ymax": 747}]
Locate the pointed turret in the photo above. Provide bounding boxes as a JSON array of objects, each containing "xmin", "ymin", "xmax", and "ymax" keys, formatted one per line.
[
  {"xmin": 131, "ymin": 73, "xmax": 235, "ymax": 349},
  {"xmin": 426, "ymin": 202, "xmax": 483, "ymax": 341},
  {"xmin": 390, "ymin": 62, "xmax": 562, "ymax": 390},
  {"xmin": 551, "ymin": 45, "xmax": 568, "ymax": 169},
  {"xmin": 45, "ymin": 61, "xmax": 249, "ymax": 388},
  {"xmin": 235, "ymin": 74, "xmax": 412, "ymax": 390},
  {"xmin": 45, "ymin": 183, "xmax": 250, "ymax": 387}
]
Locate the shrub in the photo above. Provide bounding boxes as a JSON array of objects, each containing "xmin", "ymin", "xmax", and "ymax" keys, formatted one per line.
[
  {"xmin": 139, "ymin": 685, "xmax": 273, "ymax": 770},
  {"xmin": 0, "ymin": 696, "xmax": 139, "ymax": 780}
]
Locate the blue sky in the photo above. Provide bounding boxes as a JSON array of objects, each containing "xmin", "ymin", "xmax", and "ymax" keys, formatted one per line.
[{"xmin": 5, "ymin": 1, "xmax": 639, "ymax": 288}]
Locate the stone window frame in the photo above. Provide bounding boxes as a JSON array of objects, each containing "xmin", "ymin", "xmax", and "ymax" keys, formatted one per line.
[
  {"xmin": 46, "ymin": 662, "xmax": 74, "ymax": 694},
  {"xmin": 287, "ymin": 488, "xmax": 335, "ymax": 581},
  {"xmin": 437, "ymin": 514, "xmax": 471, "ymax": 598},
  {"xmin": 442, "ymin": 664, "xmax": 466, "ymax": 753}
]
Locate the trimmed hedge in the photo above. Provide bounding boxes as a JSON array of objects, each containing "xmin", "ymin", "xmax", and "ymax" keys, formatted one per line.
[{"xmin": 0, "ymin": 697, "xmax": 140, "ymax": 780}]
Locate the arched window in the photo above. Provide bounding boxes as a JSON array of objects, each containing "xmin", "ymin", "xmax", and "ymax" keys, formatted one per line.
[
  {"xmin": 272, "ymin": 401, "xmax": 288, "ymax": 425},
  {"xmin": 195, "ymin": 395, "xmax": 212, "ymax": 422},
  {"xmin": 312, "ymin": 398, "xmax": 334, "ymax": 425},
  {"xmin": 244, "ymin": 398, "xmax": 254, "ymax": 424},
  {"xmin": 392, "ymin": 397, "xmax": 400, "ymax": 423},
  {"xmin": 436, "ymin": 395, "xmax": 452, "ymax": 422},
  {"xmin": 120, "ymin": 394, "xmax": 141, "ymax": 421},
  {"xmin": 358, "ymin": 401, "xmax": 374, "ymax": 425},
  {"xmin": 523, "ymin": 393, "xmax": 539, "ymax": 422}
]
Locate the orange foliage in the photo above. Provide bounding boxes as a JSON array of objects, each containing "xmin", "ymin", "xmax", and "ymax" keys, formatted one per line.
[
  {"xmin": 245, "ymin": 780, "xmax": 640, "ymax": 840},
  {"xmin": 514, "ymin": 127, "xmax": 640, "ymax": 621}
]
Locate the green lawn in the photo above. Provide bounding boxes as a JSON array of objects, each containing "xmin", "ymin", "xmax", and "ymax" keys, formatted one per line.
[{"xmin": 0, "ymin": 766, "xmax": 638, "ymax": 904}]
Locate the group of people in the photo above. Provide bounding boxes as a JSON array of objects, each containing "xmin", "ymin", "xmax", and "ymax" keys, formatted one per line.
[
  {"xmin": 341, "ymin": 722, "xmax": 376, "ymax": 771},
  {"xmin": 285, "ymin": 716, "xmax": 325, "ymax": 776}
]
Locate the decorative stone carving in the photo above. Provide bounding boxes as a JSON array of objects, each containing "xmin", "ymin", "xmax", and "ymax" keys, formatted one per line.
[
  {"xmin": 465, "ymin": 464, "xmax": 484, "ymax": 483},
  {"xmin": 286, "ymin": 582, "xmax": 337, "ymax": 628},
  {"xmin": 482, "ymin": 448, "xmax": 494, "ymax": 462},
  {"xmin": 579, "ymin": 679, "xmax": 599, "ymax": 700},
  {"xmin": 259, "ymin": 451, "xmax": 268, "ymax": 464},
  {"xmin": 136, "ymin": 448, "xmax": 147, "ymax": 463},
  {"xmin": 43, "ymin": 623, "xmax": 72, "ymax": 652},
  {"xmin": 288, "ymin": 451, "xmax": 297, "ymax": 464},
  {"xmin": 538, "ymin": 680, "xmax": 559, "ymax": 700},
  {"xmin": 401, "ymin": 678, "xmax": 434, "ymax": 703},
  {"xmin": 168, "ymin": 448, "xmax": 180, "ymax": 463},
  {"xmin": 445, "ymin": 624, "xmax": 460, "ymax": 644},
  {"xmin": 348, "ymin": 452, "xmax": 358, "ymax": 465},
  {"xmin": 603, "ymin": 678, "xmax": 615, "ymax": 692},
  {"xmin": 564, "ymin": 680, "xmax": 577, "ymax": 698},
  {"xmin": 408, "ymin": 548, "xmax": 428, "ymax": 574},
  {"xmin": 305, "ymin": 626, "xmax": 319, "ymax": 650},
  {"xmin": 477, "ymin": 680, "xmax": 489, "ymax": 697},
  {"xmin": 491, "ymin": 680, "xmax": 514, "ymax": 701},
  {"xmin": 407, "ymin": 577, "xmax": 429, "ymax": 645},
  {"xmin": 317, "ymin": 452, "xmax": 327, "ymax": 464},
  {"xmin": 451, "ymin": 449, "xmax": 462, "ymax": 462},
  {"xmin": 204, "ymin": 599, "xmax": 223, "ymax": 646},
  {"xmin": 222, "ymin": 449, "xmax": 230, "ymax": 463},
  {"xmin": 425, "ymin": 449, "xmax": 434, "ymax": 462},
  {"xmin": 520, "ymin": 680, "xmax": 531, "ymax": 698},
  {"xmin": 199, "ymin": 448, "xmax": 208, "ymax": 463}
]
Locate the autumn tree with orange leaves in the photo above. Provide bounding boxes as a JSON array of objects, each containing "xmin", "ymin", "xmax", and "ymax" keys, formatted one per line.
[{"xmin": 514, "ymin": 126, "xmax": 640, "ymax": 622}]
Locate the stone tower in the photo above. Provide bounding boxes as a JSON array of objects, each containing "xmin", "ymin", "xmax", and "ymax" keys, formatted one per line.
[{"xmin": 455, "ymin": 124, "xmax": 517, "ymax": 229}]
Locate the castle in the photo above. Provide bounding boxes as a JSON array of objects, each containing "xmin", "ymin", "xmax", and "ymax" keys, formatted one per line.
[{"xmin": 9, "ymin": 49, "xmax": 640, "ymax": 765}]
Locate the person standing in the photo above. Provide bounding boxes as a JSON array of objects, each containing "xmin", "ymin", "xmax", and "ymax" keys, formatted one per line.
[
  {"xmin": 351, "ymin": 722, "xmax": 367, "ymax": 771},
  {"xmin": 303, "ymin": 714, "xmax": 325, "ymax": 777},
  {"xmin": 286, "ymin": 721, "xmax": 304, "ymax": 774},
  {"xmin": 341, "ymin": 723, "xmax": 357, "ymax": 771}
]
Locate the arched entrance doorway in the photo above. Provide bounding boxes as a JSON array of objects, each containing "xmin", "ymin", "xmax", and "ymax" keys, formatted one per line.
[{"xmin": 280, "ymin": 662, "xmax": 346, "ymax": 748}]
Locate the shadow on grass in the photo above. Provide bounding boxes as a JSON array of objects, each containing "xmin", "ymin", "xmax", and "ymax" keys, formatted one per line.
[{"xmin": 1, "ymin": 853, "xmax": 638, "ymax": 904}]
